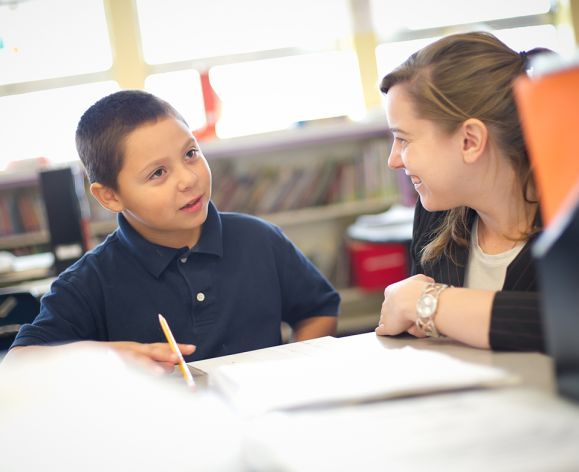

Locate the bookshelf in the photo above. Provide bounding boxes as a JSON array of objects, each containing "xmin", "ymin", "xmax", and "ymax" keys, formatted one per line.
[
  {"xmin": 0, "ymin": 119, "xmax": 401, "ymax": 327},
  {"xmin": 0, "ymin": 170, "xmax": 48, "ymax": 254},
  {"xmin": 0, "ymin": 230, "xmax": 49, "ymax": 251}
]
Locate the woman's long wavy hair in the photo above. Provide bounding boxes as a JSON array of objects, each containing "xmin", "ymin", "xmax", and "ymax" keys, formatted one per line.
[{"xmin": 381, "ymin": 31, "xmax": 546, "ymax": 265}]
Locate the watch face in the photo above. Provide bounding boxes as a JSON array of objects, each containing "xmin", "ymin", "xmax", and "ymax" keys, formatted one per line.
[{"xmin": 417, "ymin": 293, "xmax": 437, "ymax": 318}]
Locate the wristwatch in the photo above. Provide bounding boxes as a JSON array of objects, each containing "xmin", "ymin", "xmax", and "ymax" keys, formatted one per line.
[{"xmin": 415, "ymin": 283, "xmax": 449, "ymax": 338}]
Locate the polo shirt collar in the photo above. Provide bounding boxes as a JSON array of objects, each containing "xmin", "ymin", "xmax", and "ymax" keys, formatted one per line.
[{"xmin": 116, "ymin": 201, "xmax": 223, "ymax": 278}]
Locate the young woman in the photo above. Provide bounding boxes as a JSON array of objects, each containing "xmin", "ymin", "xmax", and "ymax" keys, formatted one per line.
[{"xmin": 376, "ymin": 32, "xmax": 551, "ymax": 351}]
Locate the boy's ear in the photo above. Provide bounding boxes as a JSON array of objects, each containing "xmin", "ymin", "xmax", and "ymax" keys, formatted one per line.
[
  {"xmin": 89, "ymin": 182, "xmax": 124, "ymax": 213},
  {"xmin": 460, "ymin": 118, "xmax": 487, "ymax": 164}
]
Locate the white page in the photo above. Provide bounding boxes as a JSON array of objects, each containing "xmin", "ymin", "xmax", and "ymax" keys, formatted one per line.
[
  {"xmin": 210, "ymin": 343, "xmax": 518, "ymax": 415},
  {"xmin": 243, "ymin": 389, "xmax": 579, "ymax": 472},
  {"xmin": 189, "ymin": 336, "xmax": 340, "ymax": 375}
]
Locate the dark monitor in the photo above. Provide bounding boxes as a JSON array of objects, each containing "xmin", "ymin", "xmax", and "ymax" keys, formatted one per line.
[
  {"xmin": 533, "ymin": 193, "xmax": 579, "ymax": 402},
  {"xmin": 39, "ymin": 167, "xmax": 91, "ymax": 274}
]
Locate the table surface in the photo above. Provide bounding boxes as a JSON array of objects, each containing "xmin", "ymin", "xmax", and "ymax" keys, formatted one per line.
[{"xmin": 190, "ymin": 332, "xmax": 579, "ymax": 472}]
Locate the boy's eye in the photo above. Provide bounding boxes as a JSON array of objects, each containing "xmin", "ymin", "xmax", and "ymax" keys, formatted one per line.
[{"xmin": 150, "ymin": 168, "xmax": 166, "ymax": 180}]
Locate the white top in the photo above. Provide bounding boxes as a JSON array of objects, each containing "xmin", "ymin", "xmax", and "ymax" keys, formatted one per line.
[{"xmin": 464, "ymin": 218, "xmax": 525, "ymax": 291}]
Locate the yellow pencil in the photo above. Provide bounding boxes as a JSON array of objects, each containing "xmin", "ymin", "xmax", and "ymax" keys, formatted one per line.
[{"xmin": 158, "ymin": 313, "xmax": 195, "ymax": 389}]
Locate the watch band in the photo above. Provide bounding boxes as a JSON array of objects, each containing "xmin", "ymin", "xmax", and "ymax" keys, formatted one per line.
[{"xmin": 415, "ymin": 282, "xmax": 449, "ymax": 338}]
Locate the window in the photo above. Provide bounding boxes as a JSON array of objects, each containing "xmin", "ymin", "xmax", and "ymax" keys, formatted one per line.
[
  {"xmin": 492, "ymin": 24, "xmax": 560, "ymax": 52},
  {"xmin": 0, "ymin": 82, "xmax": 119, "ymax": 170},
  {"xmin": 369, "ymin": 0, "xmax": 552, "ymax": 36},
  {"xmin": 0, "ymin": 0, "xmax": 111, "ymax": 85},
  {"xmin": 0, "ymin": 0, "xmax": 114, "ymax": 169},
  {"xmin": 135, "ymin": 0, "xmax": 359, "ymax": 138},
  {"xmin": 0, "ymin": 0, "xmax": 575, "ymax": 169},
  {"xmin": 376, "ymin": 37, "xmax": 440, "ymax": 80},
  {"xmin": 136, "ymin": 0, "xmax": 351, "ymax": 64},
  {"xmin": 375, "ymin": 24, "xmax": 562, "ymax": 80},
  {"xmin": 145, "ymin": 70, "xmax": 206, "ymax": 132},
  {"xmin": 371, "ymin": 0, "xmax": 570, "ymax": 79},
  {"xmin": 211, "ymin": 51, "xmax": 366, "ymax": 138}
]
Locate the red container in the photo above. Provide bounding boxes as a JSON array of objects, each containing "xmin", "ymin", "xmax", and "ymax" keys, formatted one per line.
[{"xmin": 348, "ymin": 241, "xmax": 409, "ymax": 292}]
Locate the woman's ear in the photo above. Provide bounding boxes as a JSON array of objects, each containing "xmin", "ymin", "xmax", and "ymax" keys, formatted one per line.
[
  {"xmin": 460, "ymin": 118, "xmax": 488, "ymax": 164},
  {"xmin": 89, "ymin": 182, "xmax": 124, "ymax": 213}
]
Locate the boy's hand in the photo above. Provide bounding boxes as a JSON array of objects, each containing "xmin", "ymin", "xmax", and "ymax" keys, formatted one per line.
[{"xmin": 106, "ymin": 341, "xmax": 196, "ymax": 374}]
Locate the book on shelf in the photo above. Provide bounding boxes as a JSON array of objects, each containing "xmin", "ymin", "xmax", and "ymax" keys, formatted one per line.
[
  {"xmin": 243, "ymin": 171, "xmax": 275, "ymax": 214},
  {"xmin": 307, "ymin": 159, "xmax": 339, "ymax": 208},
  {"xmin": 17, "ymin": 191, "xmax": 45, "ymax": 232},
  {"xmin": 16, "ymin": 193, "xmax": 36, "ymax": 232},
  {"xmin": 362, "ymin": 141, "xmax": 388, "ymax": 198},
  {"xmin": 0, "ymin": 189, "xmax": 47, "ymax": 237},
  {"xmin": 276, "ymin": 168, "xmax": 307, "ymax": 213},
  {"xmin": 339, "ymin": 161, "xmax": 358, "ymax": 203},
  {"xmin": 0, "ymin": 197, "xmax": 13, "ymax": 236},
  {"xmin": 263, "ymin": 167, "xmax": 305, "ymax": 214},
  {"xmin": 252, "ymin": 167, "xmax": 290, "ymax": 215},
  {"xmin": 229, "ymin": 174, "xmax": 258, "ymax": 214},
  {"xmin": 279, "ymin": 165, "xmax": 319, "ymax": 212},
  {"xmin": 211, "ymin": 164, "xmax": 239, "ymax": 212}
]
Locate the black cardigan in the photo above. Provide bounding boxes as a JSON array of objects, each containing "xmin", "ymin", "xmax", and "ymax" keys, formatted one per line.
[{"xmin": 410, "ymin": 200, "xmax": 545, "ymax": 352}]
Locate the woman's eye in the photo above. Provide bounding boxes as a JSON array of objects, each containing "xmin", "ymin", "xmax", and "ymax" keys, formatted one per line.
[{"xmin": 185, "ymin": 148, "xmax": 199, "ymax": 159}]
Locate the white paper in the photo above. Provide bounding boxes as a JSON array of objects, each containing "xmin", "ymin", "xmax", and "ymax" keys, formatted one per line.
[
  {"xmin": 243, "ymin": 389, "xmax": 579, "ymax": 472},
  {"xmin": 189, "ymin": 335, "xmax": 341, "ymax": 375},
  {"xmin": 210, "ymin": 342, "xmax": 518, "ymax": 415}
]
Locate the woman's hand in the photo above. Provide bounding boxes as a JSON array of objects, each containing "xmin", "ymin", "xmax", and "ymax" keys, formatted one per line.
[{"xmin": 375, "ymin": 274, "xmax": 434, "ymax": 337}]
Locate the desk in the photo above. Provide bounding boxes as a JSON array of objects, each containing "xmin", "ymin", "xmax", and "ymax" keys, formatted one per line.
[
  {"xmin": 191, "ymin": 332, "xmax": 579, "ymax": 471},
  {"xmin": 1, "ymin": 332, "xmax": 578, "ymax": 471}
]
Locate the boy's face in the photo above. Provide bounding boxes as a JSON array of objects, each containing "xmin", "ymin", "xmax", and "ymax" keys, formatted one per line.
[{"xmin": 111, "ymin": 116, "xmax": 212, "ymax": 248}]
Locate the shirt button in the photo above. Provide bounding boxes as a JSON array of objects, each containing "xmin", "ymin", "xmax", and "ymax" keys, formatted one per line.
[
  {"xmin": 196, "ymin": 292, "xmax": 205, "ymax": 302},
  {"xmin": 180, "ymin": 257, "xmax": 187, "ymax": 263}
]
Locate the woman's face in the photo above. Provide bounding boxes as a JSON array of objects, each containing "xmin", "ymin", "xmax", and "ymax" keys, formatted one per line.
[{"xmin": 385, "ymin": 84, "xmax": 471, "ymax": 212}]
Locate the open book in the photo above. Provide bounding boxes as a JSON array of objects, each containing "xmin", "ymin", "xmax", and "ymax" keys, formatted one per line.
[{"xmin": 202, "ymin": 337, "xmax": 518, "ymax": 415}]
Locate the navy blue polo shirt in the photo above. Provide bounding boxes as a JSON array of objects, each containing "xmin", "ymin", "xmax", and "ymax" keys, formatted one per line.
[{"xmin": 12, "ymin": 202, "xmax": 340, "ymax": 361}]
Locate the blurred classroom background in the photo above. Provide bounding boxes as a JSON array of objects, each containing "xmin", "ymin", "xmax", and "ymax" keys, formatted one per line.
[{"xmin": 0, "ymin": 0, "xmax": 577, "ymax": 336}]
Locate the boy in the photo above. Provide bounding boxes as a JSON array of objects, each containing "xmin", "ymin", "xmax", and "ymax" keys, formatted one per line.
[{"xmin": 6, "ymin": 90, "xmax": 340, "ymax": 371}]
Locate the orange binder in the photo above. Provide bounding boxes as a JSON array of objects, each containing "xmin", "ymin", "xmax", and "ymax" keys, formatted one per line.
[{"xmin": 514, "ymin": 62, "xmax": 579, "ymax": 226}]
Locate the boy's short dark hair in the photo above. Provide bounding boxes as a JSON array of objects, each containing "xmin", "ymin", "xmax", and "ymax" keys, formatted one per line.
[{"xmin": 75, "ymin": 90, "xmax": 188, "ymax": 190}]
